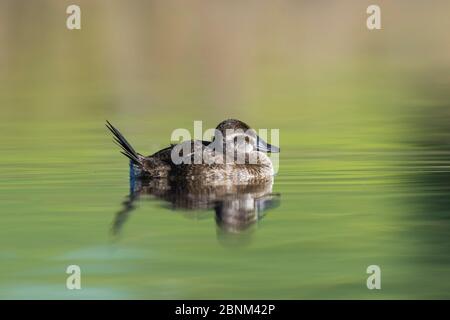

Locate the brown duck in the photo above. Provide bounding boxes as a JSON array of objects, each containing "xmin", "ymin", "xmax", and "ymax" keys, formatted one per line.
[{"xmin": 106, "ymin": 119, "xmax": 279, "ymax": 184}]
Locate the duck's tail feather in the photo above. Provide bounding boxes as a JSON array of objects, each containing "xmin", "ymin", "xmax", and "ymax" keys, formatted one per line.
[{"xmin": 106, "ymin": 121, "xmax": 141, "ymax": 165}]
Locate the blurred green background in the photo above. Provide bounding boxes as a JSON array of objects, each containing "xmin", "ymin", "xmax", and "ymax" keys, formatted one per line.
[{"xmin": 0, "ymin": 0, "xmax": 449, "ymax": 299}]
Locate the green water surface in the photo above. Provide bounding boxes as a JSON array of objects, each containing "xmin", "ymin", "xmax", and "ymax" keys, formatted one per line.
[{"xmin": 0, "ymin": 0, "xmax": 449, "ymax": 299}]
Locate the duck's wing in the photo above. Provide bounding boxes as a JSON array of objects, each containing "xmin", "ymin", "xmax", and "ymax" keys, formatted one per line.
[
  {"xmin": 148, "ymin": 140, "xmax": 209, "ymax": 164},
  {"xmin": 137, "ymin": 140, "xmax": 209, "ymax": 177},
  {"xmin": 147, "ymin": 145, "xmax": 174, "ymax": 162}
]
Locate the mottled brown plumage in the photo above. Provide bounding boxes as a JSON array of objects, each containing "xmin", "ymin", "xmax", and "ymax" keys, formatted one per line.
[{"xmin": 106, "ymin": 119, "xmax": 279, "ymax": 183}]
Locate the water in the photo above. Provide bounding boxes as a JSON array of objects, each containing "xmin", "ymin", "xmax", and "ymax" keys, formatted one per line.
[
  {"xmin": 1, "ymin": 1, "xmax": 450, "ymax": 299},
  {"xmin": 0, "ymin": 114, "xmax": 449, "ymax": 299}
]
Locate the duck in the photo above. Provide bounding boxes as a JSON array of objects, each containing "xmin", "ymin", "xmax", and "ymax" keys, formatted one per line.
[{"xmin": 106, "ymin": 119, "xmax": 279, "ymax": 183}]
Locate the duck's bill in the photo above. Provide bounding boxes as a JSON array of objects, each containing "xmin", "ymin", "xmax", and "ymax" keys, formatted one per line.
[{"xmin": 257, "ymin": 137, "xmax": 280, "ymax": 153}]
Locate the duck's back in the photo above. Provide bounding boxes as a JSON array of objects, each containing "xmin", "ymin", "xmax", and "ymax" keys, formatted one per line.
[{"xmin": 138, "ymin": 140, "xmax": 208, "ymax": 178}]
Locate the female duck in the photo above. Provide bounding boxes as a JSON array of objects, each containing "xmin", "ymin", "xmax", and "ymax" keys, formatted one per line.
[{"xmin": 106, "ymin": 119, "xmax": 279, "ymax": 183}]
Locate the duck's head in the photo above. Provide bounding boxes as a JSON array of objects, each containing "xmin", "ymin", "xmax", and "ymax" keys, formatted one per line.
[{"xmin": 214, "ymin": 119, "xmax": 280, "ymax": 154}]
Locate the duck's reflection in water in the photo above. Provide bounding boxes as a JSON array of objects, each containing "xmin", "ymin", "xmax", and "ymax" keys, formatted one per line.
[{"xmin": 112, "ymin": 177, "xmax": 280, "ymax": 246}]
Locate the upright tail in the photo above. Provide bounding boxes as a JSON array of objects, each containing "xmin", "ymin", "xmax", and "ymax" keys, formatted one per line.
[{"xmin": 106, "ymin": 121, "xmax": 141, "ymax": 165}]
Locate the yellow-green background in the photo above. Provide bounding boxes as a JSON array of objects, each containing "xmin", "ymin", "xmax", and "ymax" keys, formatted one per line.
[{"xmin": 0, "ymin": 0, "xmax": 449, "ymax": 299}]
